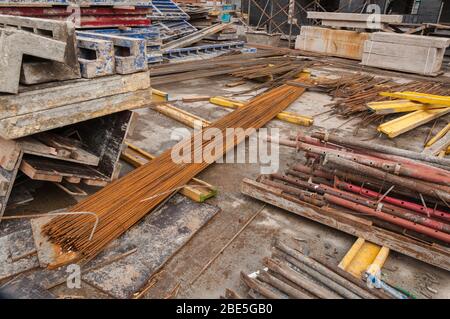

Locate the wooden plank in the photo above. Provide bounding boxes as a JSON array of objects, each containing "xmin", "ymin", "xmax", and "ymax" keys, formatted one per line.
[
  {"xmin": 0, "ymin": 141, "xmax": 23, "ymax": 223},
  {"xmin": 75, "ymin": 110, "xmax": 133, "ymax": 180},
  {"xmin": 0, "ymin": 89, "xmax": 151, "ymax": 139},
  {"xmin": 241, "ymin": 178, "xmax": 450, "ymax": 271},
  {"xmin": 18, "ymin": 135, "xmax": 100, "ymax": 166},
  {"xmin": 35, "ymin": 133, "xmax": 99, "ymax": 166},
  {"xmin": 0, "ymin": 71, "xmax": 150, "ymax": 120},
  {"xmin": 307, "ymin": 12, "xmax": 403, "ymax": 24},
  {"xmin": 423, "ymin": 130, "xmax": 450, "ymax": 156},
  {"xmin": 20, "ymin": 156, "xmax": 109, "ymax": 183},
  {"xmin": 20, "ymin": 160, "xmax": 63, "ymax": 182},
  {"xmin": 369, "ymin": 32, "xmax": 450, "ymax": 48}
]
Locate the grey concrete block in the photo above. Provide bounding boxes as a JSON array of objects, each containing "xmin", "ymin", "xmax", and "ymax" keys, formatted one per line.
[
  {"xmin": 0, "ymin": 15, "xmax": 81, "ymax": 85},
  {"xmin": 0, "ymin": 29, "xmax": 66, "ymax": 94}
]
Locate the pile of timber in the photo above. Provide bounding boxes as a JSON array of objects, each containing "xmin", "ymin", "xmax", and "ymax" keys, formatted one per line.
[
  {"xmin": 0, "ymin": 72, "xmax": 150, "ymax": 139},
  {"xmin": 0, "ymin": 15, "xmax": 152, "ymax": 224},
  {"xmin": 0, "ymin": 111, "xmax": 135, "ymax": 222},
  {"xmin": 225, "ymin": 241, "xmax": 388, "ymax": 299},
  {"xmin": 306, "ymin": 12, "xmax": 403, "ymax": 30},
  {"xmin": 243, "ymin": 131, "xmax": 450, "ymax": 272},
  {"xmin": 295, "ymin": 26, "xmax": 369, "ymax": 60},
  {"xmin": 362, "ymin": 33, "xmax": 450, "ymax": 76}
]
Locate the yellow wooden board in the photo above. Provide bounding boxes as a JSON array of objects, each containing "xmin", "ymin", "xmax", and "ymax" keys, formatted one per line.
[
  {"xmin": 426, "ymin": 123, "xmax": 450, "ymax": 147},
  {"xmin": 380, "ymin": 91, "xmax": 450, "ymax": 107},
  {"xmin": 378, "ymin": 108, "xmax": 450, "ymax": 138},
  {"xmin": 339, "ymin": 237, "xmax": 389, "ymax": 279},
  {"xmin": 367, "ymin": 100, "xmax": 444, "ymax": 114}
]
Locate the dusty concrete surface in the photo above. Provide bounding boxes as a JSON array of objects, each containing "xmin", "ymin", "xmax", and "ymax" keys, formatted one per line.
[
  {"xmin": 130, "ymin": 73, "xmax": 449, "ymax": 299},
  {"xmin": 1, "ymin": 67, "xmax": 449, "ymax": 299}
]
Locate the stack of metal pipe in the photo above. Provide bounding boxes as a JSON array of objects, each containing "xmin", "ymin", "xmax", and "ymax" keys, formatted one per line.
[
  {"xmin": 264, "ymin": 131, "xmax": 450, "ymax": 246},
  {"xmin": 232, "ymin": 241, "xmax": 389, "ymax": 299}
]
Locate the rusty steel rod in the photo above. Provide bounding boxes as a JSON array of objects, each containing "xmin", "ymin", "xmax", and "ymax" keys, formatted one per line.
[
  {"xmin": 313, "ymin": 131, "xmax": 450, "ymax": 167},
  {"xmin": 323, "ymin": 154, "xmax": 450, "ymax": 203},
  {"xmin": 319, "ymin": 184, "xmax": 450, "ymax": 234},
  {"xmin": 324, "ymin": 194, "xmax": 450, "ymax": 243},
  {"xmin": 335, "ymin": 180, "xmax": 450, "ymax": 223},
  {"xmin": 42, "ymin": 77, "xmax": 309, "ymax": 264}
]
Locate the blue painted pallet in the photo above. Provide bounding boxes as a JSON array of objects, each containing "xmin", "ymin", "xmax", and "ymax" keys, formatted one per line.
[
  {"xmin": 77, "ymin": 31, "xmax": 148, "ymax": 72},
  {"xmin": 164, "ymin": 41, "xmax": 245, "ymax": 60},
  {"xmin": 151, "ymin": 20, "xmax": 197, "ymax": 42},
  {"xmin": 86, "ymin": 27, "xmax": 163, "ymax": 64},
  {"xmin": 149, "ymin": 0, "xmax": 189, "ymax": 20},
  {"xmin": 89, "ymin": 27, "xmax": 161, "ymax": 42}
]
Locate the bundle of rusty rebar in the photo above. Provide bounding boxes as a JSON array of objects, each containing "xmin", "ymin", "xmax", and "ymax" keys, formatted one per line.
[
  {"xmin": 42, "ymin": 78, "xmax": 308, "ymax": 264},
  {"xmin": 328, "ymin": 79, "xmax": 450, "ymax": 117}
]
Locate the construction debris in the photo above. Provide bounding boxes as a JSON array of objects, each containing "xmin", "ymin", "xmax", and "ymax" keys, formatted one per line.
[{"xmin": 0, "ymin": 3, "xmax": 449, "ymax": 301}]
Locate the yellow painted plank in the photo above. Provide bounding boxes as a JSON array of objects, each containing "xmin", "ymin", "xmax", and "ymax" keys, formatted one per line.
[
  {"xmin": 275, "ymin": 111, "xmax": 313, "ymax": 126},
  {"xmin": 378, "ymin": 108, "xmax": 450, "ymax": 138},
  {"xmin": 152, "ymin": 89, "xmax": 169, "ymax": 102},
  {"xmin": 367, "ymin": 100, "xmax": 444, "ymax": 114},
  {"xmin": 209, "ymin": 97, "xmax": 313, "ymax": 126},
  {"xmin": 367, "ymin": 247, "xmax": 390, "ymax": 276},
  {"xmin": 339, "ymin": 237, "xmax": 389, "ymax": 279},
  {"xmin": 380, "ymin": 91, "xmax": 450, "ymax": 107},
  {"xmin": 338, "ymin": 237, "xmax": 365, "ymax": 271},
  {"xmin": 209, "ymin": 96, "xmax": 244, "ymax": 109},
  {"xmin": 426, "ymin": 123, "xmax": 450, "ymax": 147}
]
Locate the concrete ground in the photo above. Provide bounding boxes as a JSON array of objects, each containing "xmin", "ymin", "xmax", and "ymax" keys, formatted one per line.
[
  {"xmin": 129, "ymin": 71, "xmax": 450, "ymax": 299},
  {"xmin": 2, "ymin": 66, "xmax": 449, "ymax": 299}
]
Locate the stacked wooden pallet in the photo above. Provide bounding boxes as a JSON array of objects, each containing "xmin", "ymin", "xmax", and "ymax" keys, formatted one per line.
[
  {"xmin": 362, "ymin": 33, "xmax": 450, "ymax": 76},
  {"xmin": 295, "ymin": 26, "xmax": 369, "ymax": 60}
]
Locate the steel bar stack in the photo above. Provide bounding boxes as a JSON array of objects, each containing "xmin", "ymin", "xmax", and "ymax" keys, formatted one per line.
[{"xmin": 41, "ymin": 76, "xmax": 310, "ymax": 264}]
